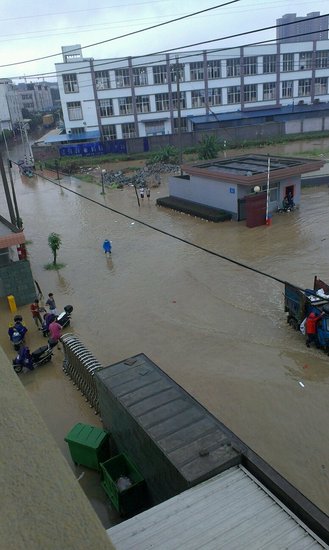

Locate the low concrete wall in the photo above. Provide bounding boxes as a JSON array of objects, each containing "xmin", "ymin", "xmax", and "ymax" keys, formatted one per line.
[{"xmin": 0, "ymin": 259, "xmax": 36, "ymax": 306}]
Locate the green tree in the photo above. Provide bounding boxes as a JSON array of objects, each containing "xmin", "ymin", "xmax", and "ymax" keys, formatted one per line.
[
  {"xmin": 148, "ymin": 145, "xmax": 179, "ymax": 165},
  {"xmin": 48, "ymin": 233, "xmax": 62, "ymax": 266},
  {"xmin": 198, "ymin": 135, "xmax": 220, "ymax": 160}
]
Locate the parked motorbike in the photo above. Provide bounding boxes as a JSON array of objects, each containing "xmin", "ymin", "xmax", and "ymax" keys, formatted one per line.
[
  {"xmin": 42, "ymin": 305, "xmax": 73, "ymax": 337},
  {"xmin": 8, "ymin": 316, "xmax": 28, "ymax": 351},
  {"xmin": 13, "ymin": 344, "xmax": 53, "ymax": 374}
]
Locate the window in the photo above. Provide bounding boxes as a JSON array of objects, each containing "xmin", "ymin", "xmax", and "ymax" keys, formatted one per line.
[
  {"xmin": 145, "ymin": 121, "xmax": 165, "ymax": 135},
  {"xmin": 263, "ymin": 82, "xmax": 276, "ymax": 100},
  {"xmin": 133, "ymin": 67, "xmax": 148, "ymax": 86},
  {"xmin": 190, "ymin": 62, "xmax": 204, "ymax": 81},
  {"xmin": 22, "ymin": 93, "xmax": 33, "ymax": 100},
  {"xmin": 95, "ymin": 71, "xmax": 111, "ymax": 90},
  {"xmin": 316, "ymin": 50, "xmax": 329, "ymax": 68},
  {"xmin": 115, "ymin": 68, "xmax": 130, "ymax": 88},
  {"xmin": 118, "ymin": 97, "xmax": 133, "ymax": 115},
  {"xmin": 270, "ymin": 188, "xmax": 279, "ymax": 202},
  {"xmin": 263, "ymin": 55, "xmax": 276, "ymax": 74},
  {"xmin": 283, "ymin": 53, "xmax": 294, "ymax": 72},
  {"xmin": 244, "ymin": 84, "xmax": 257, "ymax": 102},
  {"xmin": 299, "ymin": 52, "xmax": 312, "ymax": 70},
  {"xmin": 121, "ymin": 123, "xmax": 136, "ymax": 138},
  {"xmin": 282, "ymin": 81, "xmax": 293, "ymax": 98},
  {"xmin": 153, "ymin": 65, "xmax": 168, "ymax": 84},
  {"xmin": 98, "ymin": 99, "xmax": 113, "ymax": 117},
  {"xmin": 135, "ymin": 95, "xmax": 150, "ymax": 113},
  {"xmin": 243, "ymin": 56, "xmax": 257, "ymax": 75},
  {"xmin": 314, "ymin": 77, "xmax": 327, "ymax": 95},
  {"xmin": 207, "ymin": 60, "xmax": 221, "ymax": 79},
  {"xmin": 102, "ymin": 124, "xmax": 117, "ymax": 140},
  {"xmin": 67, "ymin": 101, "xmax": 82, "ymax": 120},
  {"xmin": 298, "ymin": 79, "xmax": 311, "ymax": 96},
  {"xmin": 208, "ymin": 87, "xmax": 221, "ymax": 106},
  {"xmin": 227, "ymin": 86, "xmax": 241, "ymax": 104},
  {"xmin": 172, "ymin": 91, "xmax": 186, "ymax": 109},
  {"xmin": 226, "ymin": 58, "xmax": 240, "ymax": 77},
  {"xmin": 173, "ymin": 117, "xmax": 188, "ymax": 133},
  {"xmin": 155, "ymin": 93, "xmax": 169, "ymax": 111},
  {"xmin": 63, "ymin": 74, "xmax": 79, "ymax": 93},
  {"xmin": 191, "ymin": 90, "xmax": 205, "ymax": 108},
  {"xmin": 170, "ymin": 63, "xmax": 185, "ymax": 83},
  {"xmin": 72, "ymin": 127, "xmax": 85, "ymax": 135}
]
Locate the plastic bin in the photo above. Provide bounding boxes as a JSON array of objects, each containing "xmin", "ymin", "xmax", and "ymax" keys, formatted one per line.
[
  {"xmin": 64, "ymin": 423, "xmax": 110, "ymax": 471},
  {"xmin": 100, "ymin": 453, "xmax": 146, "ymax": 516}
]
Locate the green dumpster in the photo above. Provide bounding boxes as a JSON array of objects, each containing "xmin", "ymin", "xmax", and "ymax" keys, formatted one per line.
[
  {"xmin": 64, "ymin": 423, "xmax": 110, "ymax": 471},
  {"xmin": 100, "ymin": 453, "xmax": 146, "ymax": 516}
]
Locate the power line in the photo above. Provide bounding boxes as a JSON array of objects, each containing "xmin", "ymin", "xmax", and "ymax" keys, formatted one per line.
[
  {"xmin": 7, "ymin": 15, "xmax": 328, "ymax": 82},
  {"xmin": 0, "ymin": 1, "xmax": 240, "ymax": 69},
  {"xmin": 20, "ymin": 164, "xmax": 290, "ymax": 287}
]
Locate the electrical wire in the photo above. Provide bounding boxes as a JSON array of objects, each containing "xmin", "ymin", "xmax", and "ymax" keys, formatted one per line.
[
  {"xmin": 0, "ymin": 1, "xmax": 240, "ymax": 69},
  {"xmin": 16, "ymin": 162, "xmax": 292, "ymax": 287},
  {"xmin": 7, "ymin": 15, "xmax": 329, "ymax": 82}
]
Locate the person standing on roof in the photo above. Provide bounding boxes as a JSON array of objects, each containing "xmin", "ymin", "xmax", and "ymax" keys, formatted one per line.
[{"xmin": 305, "ymin": 311, "xmax": 325, "ymax": 348}]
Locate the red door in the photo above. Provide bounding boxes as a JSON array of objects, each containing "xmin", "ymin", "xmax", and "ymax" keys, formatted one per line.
[{"xmin": 245, "ymin": 192, "xmax": 266, "ymax": 228}]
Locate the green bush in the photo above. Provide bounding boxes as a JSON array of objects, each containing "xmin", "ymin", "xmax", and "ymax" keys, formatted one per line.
[
  {"xmin": 147, "ymin": 145, "xmax": 179, "ymax": 165},
  {"xmin": 198, "ymin": 135, "xmax": 220, "ymax": 160}
]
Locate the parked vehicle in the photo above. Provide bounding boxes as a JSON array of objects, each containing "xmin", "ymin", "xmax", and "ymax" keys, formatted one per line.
[
  {"xmin": 284, "ymin": 276, "xmax": 329, "ymax": 353},
  {"xmin": 13, "ymin": 344, "xmax": 53, "ymax": 373},
  {"xmin": 8, "ymin": 315, "xmax": 28, "ymax": 351},
  {"xmin": 42, "ymin": 305, "xmax": 73, "ymax": 337}
]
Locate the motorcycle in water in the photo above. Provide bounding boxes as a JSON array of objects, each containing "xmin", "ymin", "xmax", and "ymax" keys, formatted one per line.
[
  {"xmin": 42, "ymin": 305, "xmax": 73, "ymax": 337},
  {"xmin": 8, "ymin": 315, "xmax": 28, "ymax": 351},
  {"xmin": 13, "ymin": 344, "xmax": 53, "ymax": 374}
]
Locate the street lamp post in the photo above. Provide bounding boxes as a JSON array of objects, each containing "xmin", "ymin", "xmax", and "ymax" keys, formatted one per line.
[{"xmin": 101, "ymin": 169, "xmax": 106, "ymax": 195}]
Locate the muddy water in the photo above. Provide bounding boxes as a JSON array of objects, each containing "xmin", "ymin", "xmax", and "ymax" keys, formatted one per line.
[{"xmin": 1, "ymin": 139, "xmax": 329, "ymax": 525}]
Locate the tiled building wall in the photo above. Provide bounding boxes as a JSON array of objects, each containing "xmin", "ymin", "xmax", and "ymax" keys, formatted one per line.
[{"xmin": 0, "ymin": 259, "xmax": 36, "ymax": 306}]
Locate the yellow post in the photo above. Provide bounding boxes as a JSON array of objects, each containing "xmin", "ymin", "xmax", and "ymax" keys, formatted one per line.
[{"xmin": 7, "ymin": 295, "xmax": 17, "ymax": 314}]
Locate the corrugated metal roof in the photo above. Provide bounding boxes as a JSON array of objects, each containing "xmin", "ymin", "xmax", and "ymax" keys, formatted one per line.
[{"xmin": 107, "ymin": 466, "xmax": 328, "ymax": 550}]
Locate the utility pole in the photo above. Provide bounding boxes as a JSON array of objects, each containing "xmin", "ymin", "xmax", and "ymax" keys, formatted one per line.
[
  {"xmin": 0, "ymin": 151, "xmax": 16, "ymax": 225},
  {"xmin": 175, "ymin": 56, "xmax": 183, "ymax": 171},
  {"xmin": 8, "ymin": 160, "xmax": 22, "ymax": 228}
]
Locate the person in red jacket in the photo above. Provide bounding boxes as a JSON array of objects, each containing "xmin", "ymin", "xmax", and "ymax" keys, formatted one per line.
[{"xmin": 305, "ymin": 311, "xmax": 325, "ymax": 348}]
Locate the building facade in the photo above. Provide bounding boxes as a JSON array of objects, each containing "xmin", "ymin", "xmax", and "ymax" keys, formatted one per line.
[
  {"xmin": 55, "ymin": 41, "xmax": 329, "ymax": 140},
  {"xmin": 16, "ymin": 82, "xmax": 54, "ymax": 113},
  {"xmin": 0, "ymin": 79, "xmax": 22, "ymax": 131},
  {"xmin": 277, "ymin": 13, "xmax": 328, "ymax": 43}
]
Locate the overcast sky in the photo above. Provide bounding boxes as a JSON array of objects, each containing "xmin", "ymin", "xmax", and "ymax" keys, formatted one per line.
[{"xmin": 0, "ymin": 0, "xmax": 327, "ymax": 82}]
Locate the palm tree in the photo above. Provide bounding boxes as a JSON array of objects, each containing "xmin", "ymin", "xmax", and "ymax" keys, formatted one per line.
[{"xmin": 48, "ymin": 233, "xmax": 62, "ymax": 266}]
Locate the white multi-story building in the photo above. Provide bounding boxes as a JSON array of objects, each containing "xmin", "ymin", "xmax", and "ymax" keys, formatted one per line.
[
  {"xmin": 16, "ymin": 82, "xmax": 54, "ymax": 113},
  {"xmin": 55, "ymin": 42, "xmax": 329, "ymax": 140},
  {"xmin": 0, "ymin": 79, "xmax": 22, "ymax": 131}
]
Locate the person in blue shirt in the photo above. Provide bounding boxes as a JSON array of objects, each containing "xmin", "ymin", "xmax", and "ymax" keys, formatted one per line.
[{"xmin": 103, "ymin": 239, "xmax": 112, "ymax": 256}]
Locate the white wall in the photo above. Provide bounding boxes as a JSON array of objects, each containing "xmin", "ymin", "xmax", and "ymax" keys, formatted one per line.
[{"xmin": 169, "ymin": 175, "xmax": 238, "ymax": 214}]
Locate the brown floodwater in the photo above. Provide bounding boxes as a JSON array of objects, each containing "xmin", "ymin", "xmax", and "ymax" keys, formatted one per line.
[{"xmin": 1, "ymin": 138, "xmax": 329, "ymax": 527}]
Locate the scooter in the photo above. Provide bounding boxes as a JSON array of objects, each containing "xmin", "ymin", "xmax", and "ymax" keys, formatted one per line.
[
  {"xmin": 13, "ymin": 344, "xmax": 53, "ymax": 374},
  {"xmin": 42, "ymin": 305, "xmax": 73, "ymax": 337}
]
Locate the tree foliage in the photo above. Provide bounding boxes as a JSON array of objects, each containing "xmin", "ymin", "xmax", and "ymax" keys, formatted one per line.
[
  {"xmin": 148, "ymin": 145, "xmax": 179, "ymax": 165},
  {"xmin": 48, "ymin": 232, "xmax": 62, "ymax": 266},
  {"xmin": 198, "ymin": 135, "xmax": 220, "ymax": 160}
]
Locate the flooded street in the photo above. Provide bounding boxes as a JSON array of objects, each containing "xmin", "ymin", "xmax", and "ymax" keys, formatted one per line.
[{"xmin": 1, "ymin": 139, "xmax": 329, "ymax": 526}]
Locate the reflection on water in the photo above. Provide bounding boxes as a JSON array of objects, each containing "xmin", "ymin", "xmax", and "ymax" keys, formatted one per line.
[{"xmin": 1, "ymin": 138, "xmax": 329, "ymax": 524}]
